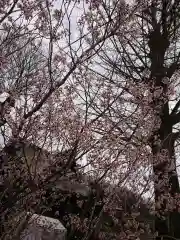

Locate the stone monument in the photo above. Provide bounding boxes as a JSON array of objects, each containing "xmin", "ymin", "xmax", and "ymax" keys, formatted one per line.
[{"xmin": 20, "ymin": 213, "xmax": 66, "ymax": 240}]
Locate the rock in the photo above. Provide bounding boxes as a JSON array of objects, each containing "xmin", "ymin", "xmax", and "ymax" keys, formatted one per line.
[{"xmin": 21, "ymin": 213, "xmax": 66, "ymax": 240}]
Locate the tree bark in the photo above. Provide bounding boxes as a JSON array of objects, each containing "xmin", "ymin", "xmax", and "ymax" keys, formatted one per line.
[
  {"xmin": 151, "ymin": 119, "xmax": 180, "ymax": 239},
  {"xmin": 148, "ymin": 20, "xmax": 180, "ymax": 239}
]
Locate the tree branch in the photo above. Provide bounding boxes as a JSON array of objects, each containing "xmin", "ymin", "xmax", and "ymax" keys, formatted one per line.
[
  {"xmin": 171, "ymin": 99, "xmax": 180, "ymax": 116},
  {"xmin": 170, "ymin": 111, "xmax": 180, "ymax": 125},
  {"xmin": 0, "ymin": 0, "xmax": 19, "ymax": 24}
]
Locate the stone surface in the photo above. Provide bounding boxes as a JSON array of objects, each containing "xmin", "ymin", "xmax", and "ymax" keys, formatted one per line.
[
  {"xmin": 55, "ymin": 179, "xmax": 90, "ymax": 196},
  {"xmin": 21, "ymin": 213, "xmax": 66, "ymax": 240}
]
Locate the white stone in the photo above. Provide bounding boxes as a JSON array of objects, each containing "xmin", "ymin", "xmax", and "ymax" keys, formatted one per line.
[
  {"xmin": 0, "ymin": 92, "xmax": 9, "ymax": 102},
  {"xmin": 21, "ymin": 213, "xmax": 66, "ymax": 240}
]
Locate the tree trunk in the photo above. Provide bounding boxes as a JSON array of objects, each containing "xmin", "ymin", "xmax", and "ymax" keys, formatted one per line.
[
  {"xmin": 148, "ymin": 23, "xmax": 180, "ymax": 239},
  {"xmin": 151, "ymin": 119, "xmax": 180, "ymax": 239}
]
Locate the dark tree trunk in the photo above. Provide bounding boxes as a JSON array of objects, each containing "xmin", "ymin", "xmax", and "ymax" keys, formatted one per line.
[
  {"xmin": 148, "ymin": 19, "xmax": 180, "ymax": 239},
  {"xmin": 151, "ymin": 120, "xmax": 180, "ymax": 239}
]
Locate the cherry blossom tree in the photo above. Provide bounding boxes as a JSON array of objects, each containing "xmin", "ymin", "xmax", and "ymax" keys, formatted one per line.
[
  {"xmin": 0, "ymin": 0, "xmax": 141, "ymax": 239},
  {"xmin": 83, "ymin": 0, "xmax": 180, "ymax": 239},
  {"xmin": 3, "ymin": 0, "xmax": 177, "ymax": 239}
]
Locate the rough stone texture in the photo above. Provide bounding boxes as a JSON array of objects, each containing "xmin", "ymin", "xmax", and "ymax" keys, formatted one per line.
[
  {"xmin": 21, "ymin": 213, "xmax": 66, "ymax": 240},
  {"xmin": 55, "ymin": 179, "xmax": 90, "ymax": 196}
]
